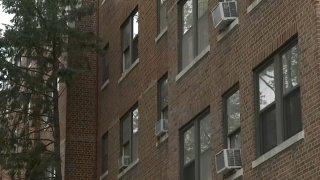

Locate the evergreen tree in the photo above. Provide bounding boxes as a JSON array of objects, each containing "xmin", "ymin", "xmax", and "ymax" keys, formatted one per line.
[{"xmin": 0, "ymin": 0, "xmax": 100, "ymax": 179}]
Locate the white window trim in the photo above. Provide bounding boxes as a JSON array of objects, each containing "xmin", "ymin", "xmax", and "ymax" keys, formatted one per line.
[
  {"xmin": 225, "ymin": 168, "xmax": 243, "ymax": 180},
  {"xmin": 117, "ymin": 158, "xmax": 139, "ymax": 179},
  {"xmin": 252, "ymin": 130, "xmax": 304, "ymax": 168},
  {"xmin": 175, "ymin": 45, "xmax": 210, "ymax": 82},
  {"xmin": 217, "ymin": 18, "xmax": 239, "ymax": 42},
  {"xmin": 100, "ymin": 171, "xmax": 109, "ymax": 180},
  {"xmin": 155, "ymin": 26, "xmax": 168, "ymax": 43},
  {"xmin": 118, "ymin": 58, "xmax": 140, "ymax": 84},
  {"xmin": 247, "ymin": 0, "xmax": 264, "ymax": 14},
  {"xmin": 100, "ymin": 79, "xmax": 110, "ymax": 91}
]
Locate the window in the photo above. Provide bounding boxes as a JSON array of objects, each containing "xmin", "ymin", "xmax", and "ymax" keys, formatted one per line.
[
  {"xmin": 101, "ymin": 44, "xmax": 109, "ymax": 85},
  {"xmin": 224, "ymin": 87, "xmax": 241, "ymax": 149},
  {"xmin": 255, "ymin": 38, "xmax": 302, "ymax": 155},
  {"xmin": 181, "ymin": 110, "xmax": 212, "ymax": 180},
  {"xmin": 122, "ymin": 10, "xmax": 139, "ymax": 72},
  {"xmin": 120, "ymin": 106, "xmax": 139, "ymax": 165},
  {"xmin": 101, "ymin": 133, "xmax": 108, "ymax": 174},
  {"xmin": 157, "ymin": 0, "xmax": 167, "ymax": 33},
  {"xmin": 158, "ymin": 74, "xmax": 168, "ymax": 120},
  {"xmin": 180, "ymin": 0, "xmax": 208, "ymax": 71}
]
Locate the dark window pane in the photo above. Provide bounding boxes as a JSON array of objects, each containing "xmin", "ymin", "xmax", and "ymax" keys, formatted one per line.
[
  {"xmin": 132, "ymin": 36, "xmax": 139, "ymax": 62},
  {"xmin": 184, "ymin": 126, "xmax": 195, "ymax": 165},
  {"xmin": 259, "ymin": 63, "xmax": 275, "ymax": 110},
  {"xmin": 200, "ymin": 114, "xmax": 212, "ymax": 153},
  {"xmin": 284, "ymin": 89, "xmax": 302, "ymax": 139},
  {"xmin": 282, "ymin": 44, "xmax": 299, "ymax": 93},
  {"xmin": 183, "ymin": 160, "xmax": 195, "ymax": 180},
  {"xmin": 200, "ymin": 149, "xmax": 212, "ymax": 180},
  {"xmin": 229, "ymin": 132, "xmax": 241, "ymax": 149},
  {"xmin": 260, "ymin": 106, "xmax": 277, "ymax": 153},
  {"xmin": 197, "ymin": 11, "xmax": 208, "ymax": 53},
  {"xmin": 159, "ymin": 1, "xmax": 167, "ymax": 32},
  {"xmin": 160, "ymin": 78, "xmax": 168, "ymax": 110},
  {"xmin": 132, "ymin": 133, "xmax": 138, "ymax": 161},
  {"xmin": 227, "ymin": 90, "xmax": 240, "ymax": 134},
  {"xmin": 182, "ymin": 27, "xmax": 194, "ymax": 69},
  {"xmin": 122, "ymin": 115, "xmax": 131, "ymax": 144},
  {"xmin": 123, "ymin": 48, "xmax": 131, "ymax": 70},
  {"xmin": 101, "ymin": 134, "xmax": 108, "ymax": 173},
  {"xmin": 123, "ymin": 143, "xmax": 130, "ymax": 158},
  {"xmin": 122, "ymin": 22, "xmax": 130, "ymax": 49}
]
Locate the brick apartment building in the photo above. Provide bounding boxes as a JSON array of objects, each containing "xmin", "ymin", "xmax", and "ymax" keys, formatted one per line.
[
  {"xmin": 9, "ymin": 0, "xmax": 315, "ymax": 179},
  {"xmin": 93, "ymin": 0, "xmax": 320, "ymax": 179}
]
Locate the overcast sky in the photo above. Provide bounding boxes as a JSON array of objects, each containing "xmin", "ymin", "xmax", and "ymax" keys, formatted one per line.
[{"xmin": 0, "ymin": 4, "xmax": 13, "ymax": 31}]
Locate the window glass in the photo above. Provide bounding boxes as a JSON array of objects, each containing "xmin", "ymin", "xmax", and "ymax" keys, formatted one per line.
[
  {"xmin": 160, "ymin": 78, "xmax": 168, "ymax": 109},
  {"xmin": 261, "ymin": 106, "xmax": 277, "ymax": 153},
  {"xmin": 101, "ymin": 133, "xmax": 108, "ymax": 173},
  {"xmin": 184, "ymin": 126, "xmax": 195, "ymax": 165},
  {"xmin": 197, "ymin": 11, "xmax": 208, "ymax": 53},
  {"xmin": 259, "ymin": 63, "xmax": 275, "ymax": 110},
  {"xmin": 282, "ymin": 44, "xmax": 299, "ymax": 93},
  {"xmin": 284, "ymin": 89, "xmax": 302, "ymax": 139},
  {"xmin": 198, "ymin": 0, "xmax": 208, "ymax": 18},
  {"xmin": 183, "ymin": 0, "xmax": 193, "ymax": 34},
  {"xmin": 132, "ymin": 108, "xmax": 139, "ymax": 134},
  {"xmin": 122, "ymin": 115, "xmax": 131, "ymax": 144},
  {"xmin": 200, "ymin": 149, "xmax": 212, "ymax": 180},
  {"xmin": 122, "ymin": 22, "xmax": 130, "ymax": 49},
  {"xmin": 227, "ymin": 90, "xmax": 240, "ymax": 134},
  {"xmin": 159, "ymin": 0, "xmax": 167, "ymax": 32},
  {"xmin": 123, "ymin": 143, "xmax": 130, "ymax": 156},
  {"xmin": 183, "ymin": 160, "xmax": 195, "ymax": 180},
  {"xmin": 200, "ymin": 115, "xmax": 211, "ymax": 153},
  {"xmin": 229, "ymin": 133, "xmax": 241, "ymax": 149},
  {"xmin": 133, "ymin": 12, "xmax": 139, "ymax": 38}
]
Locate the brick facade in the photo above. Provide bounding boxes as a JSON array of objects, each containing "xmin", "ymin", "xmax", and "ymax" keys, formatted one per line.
[{"xmin": 76, "ymin": 0, "xmax": 320, "ymax": 179}]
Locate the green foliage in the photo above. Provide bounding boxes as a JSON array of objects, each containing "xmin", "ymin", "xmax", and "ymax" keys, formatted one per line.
[{"xmin": 0, "ymin": 0, "xmax": 100, "ymax": 179}]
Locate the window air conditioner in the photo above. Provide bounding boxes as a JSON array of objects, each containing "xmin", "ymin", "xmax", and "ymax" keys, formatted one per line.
[
  {"xmin": 119, "ymin": 155, "xmax": 130, "ymax": 169},
  {"xmin": 155, "ymin": 118, "xmax": 168, "ymax": 137},
  {"xmin": 211, "ymin": 0, "xmax": 238, "ymax": 30},
  {"xmin": 215, "ymin": 149, "xmax": 242, "ymax": 174}
]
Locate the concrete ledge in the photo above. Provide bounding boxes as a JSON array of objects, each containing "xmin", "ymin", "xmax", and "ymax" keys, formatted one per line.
[
  {"xmin": 175, "ymin": 45, "xmax": 210, "ymax": 82},
  {"xmin": 252, "ymin": 130, "xmax": 304, "ymax": 168},
  {"xmin": 247, "ymin": 0, "xmax": 264, "ymax": 14},
  {"xmin": 100, "ymin": 171, "xmax": 108, "ymax": 180},
  {"xmin": 117, "ymin": 159, "xmax": 139, "ymax": 179},
  {"xmin": 217, "ymin": 18, "xmax": 239, "ymax": 42},
  {"xmin": 101, "ymin": 0, "xmax": 106, "ymax": 6},
  {"xmin": 118, "ymin": 59, "xmax": 139, "ymax": 84},
  {"xmin": 100, "ymin": 79, "xmax": 110, "ymax": 91},
  {"xmin": 156, "ymin": 133, "xmax": 169, "ymax": 147},
  {"xmin": 155, "ymin": 27, "xmax": 168, "ymax": 43},
  {"xmin": 225, "ymin": 168, "xmax": 243, "ymax": 180}
]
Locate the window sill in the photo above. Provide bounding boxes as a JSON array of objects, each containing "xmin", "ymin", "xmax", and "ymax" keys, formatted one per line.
[
  {"xmin": 217, "ymin": 18, "xmax": 239, "ymax": 42},
  {"xmin": 156, "ymin": 133, "xmax": 168, "ymax": 147},
  {"xmin": 100, "ymin": 171, "xmax": 108, "ymax": 180},
  {"xmin": 118, "ymin": 59, "xmax": 139, "ymax": 84},
  {"xmin": 225, "ymin": 168, "xmax": 243, "ymax": 180},
  {"xmin": 175, "ymin": 45, "xmax": 210, "ymax": 82},
  {"xmin": 247, "ymin": 0, "xmax": 264, "ymax": 14},
  {"xmin": 155, "ymin": 27, "xmax": 168, "ymax": 43},
  {"xmin": 117, "ymin": 159, "xmax": 139, "ymax": 179},
  {"xmin": 100, "ymin": 79, "xmax": 110, "ymax": 91},
  {"xmin": 100, "ymin": 0, "xmax": 106, "ymax": 6},
  {"xmin": 252, "ymin": 130, "xmax": 304, "ymax": 168}
]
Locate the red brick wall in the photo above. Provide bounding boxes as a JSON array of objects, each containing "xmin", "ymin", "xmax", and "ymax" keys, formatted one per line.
[
  {"xmin": 97, "ymin": 0, "xmax": 320, "ymax": 180},
  {"xmin": 60, "ymin": 0, "xmax": 99, "ymax": 179}
]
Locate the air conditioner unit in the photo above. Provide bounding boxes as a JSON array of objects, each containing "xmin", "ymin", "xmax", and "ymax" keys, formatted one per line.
[
  {"xmin": 215, "ymin": 149, "xmax": 242, "ymax": 174},
  {"xmin": 155, "ymin": 118, "xmax": 168, "ymax": 137},
  {"xmin": 119, "ymin": 155, "xmax": 130, "ymax": 169},
  {"xmin": 211, "ymin": 0, "xmax": 238, "ymax": 30}
]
